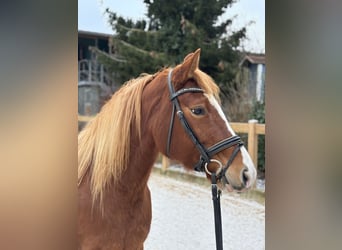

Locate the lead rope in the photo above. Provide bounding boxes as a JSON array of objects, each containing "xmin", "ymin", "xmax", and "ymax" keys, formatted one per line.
[{"xmin": 211, "ymin": 173, "xmax": 223, "ymax": 250}]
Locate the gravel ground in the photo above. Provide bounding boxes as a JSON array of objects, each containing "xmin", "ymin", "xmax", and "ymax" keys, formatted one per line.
[{"xmin": 144, "ymin": 173, "xmax": 265, "ymax": 250}]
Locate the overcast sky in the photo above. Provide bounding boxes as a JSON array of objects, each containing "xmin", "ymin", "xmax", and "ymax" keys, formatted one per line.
[{"xmin": 78, "ymin": 0, "xmax": 265, "ymax": 53}]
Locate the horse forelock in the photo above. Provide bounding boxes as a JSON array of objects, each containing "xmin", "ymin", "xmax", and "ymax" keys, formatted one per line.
[
  {"xmin": 78, "ymin": 73, "xmax": 156, "ymax": 207},
  {"xmin": 193, "ymin": 69, "xmax": 221, "ymax": 102}
]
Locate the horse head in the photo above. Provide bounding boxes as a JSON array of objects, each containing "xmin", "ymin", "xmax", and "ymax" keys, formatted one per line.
[{"xmin": 148, "ymin": 49, "xmax": 257, "ymax": 192}]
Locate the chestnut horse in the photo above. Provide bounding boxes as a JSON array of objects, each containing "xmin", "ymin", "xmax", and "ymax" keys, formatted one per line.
[{"xmin": 78, "ymin": 49, "xmax": 256, "ymax": 249}]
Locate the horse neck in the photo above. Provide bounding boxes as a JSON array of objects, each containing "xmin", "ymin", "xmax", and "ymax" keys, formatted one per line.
[
  {"xmin": 117, "ymin": 73, "xmax": 170, "ymax": 190},
  {"xmin": 118, "ymin": 128, "xmax": 159, "ymax": 193}
]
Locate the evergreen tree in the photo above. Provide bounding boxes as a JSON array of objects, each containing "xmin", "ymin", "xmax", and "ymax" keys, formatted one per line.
[{"xmin": 100, "ymin": 0, "xmax": 247, "ymax": 101}]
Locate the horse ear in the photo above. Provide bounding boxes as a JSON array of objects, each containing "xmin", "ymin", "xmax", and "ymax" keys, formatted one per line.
[
  {"xmin": 172, "ymin": 48, "xmax": 201, "ymax": 89},
  {"xmin": 183, "ymin": 48, "xmax": 200, "ymax": 78}
]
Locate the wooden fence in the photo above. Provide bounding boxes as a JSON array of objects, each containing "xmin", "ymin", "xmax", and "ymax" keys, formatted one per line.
[
  {"xmin": 78, "ymin": 115, "xmax": 265, "ymax": 172},
  {"xmin": 231, "ymin": 119, "xmax": 265, "ymax": 167}
]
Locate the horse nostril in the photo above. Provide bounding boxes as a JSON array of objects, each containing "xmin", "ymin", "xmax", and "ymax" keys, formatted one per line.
[{"xmin": 242, "ymin": 167, "xmax": 249, "ymax": 186}]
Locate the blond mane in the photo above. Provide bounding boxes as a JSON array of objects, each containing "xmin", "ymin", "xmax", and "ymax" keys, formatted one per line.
[{"xmin": 78, "ymin": 73, "xmax": 155, "ymax": 205}]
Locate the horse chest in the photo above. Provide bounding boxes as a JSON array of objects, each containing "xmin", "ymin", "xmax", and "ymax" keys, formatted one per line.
[
  {"xmin": 79, "ymin": 186, "xmax": 152, "ymax": 249},
  {"xmin": 106, "ymin": 193, "xmax": 153, "ymax": 249}
]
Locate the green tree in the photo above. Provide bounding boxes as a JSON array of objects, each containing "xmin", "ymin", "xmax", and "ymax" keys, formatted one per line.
[{"xmin": 100, "ymin": 0, "xmax": 247, "ymax": 101}]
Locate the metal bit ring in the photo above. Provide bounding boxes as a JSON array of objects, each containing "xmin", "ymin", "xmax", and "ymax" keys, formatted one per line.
[{"xmin": 204, "ymin": 159, "xmax": 223, "ymax": 176}]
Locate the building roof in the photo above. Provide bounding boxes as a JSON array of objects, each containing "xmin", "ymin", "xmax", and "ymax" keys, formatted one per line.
[
  {"xmin": 78, "ymin": 30, "xmax": 113, "ymax": 39},
  {"xmin": 240, "ymin": 53, "xmax": 265, "ymax": 67}
]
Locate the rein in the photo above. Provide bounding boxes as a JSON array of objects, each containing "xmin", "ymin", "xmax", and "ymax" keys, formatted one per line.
[
  {"xmin": 211, "ymin": 173, "xmax": 223, "ymax": 250},
  {"xmin": 166, "ymin": 69, "xmax": 243, "ymax": 250}
]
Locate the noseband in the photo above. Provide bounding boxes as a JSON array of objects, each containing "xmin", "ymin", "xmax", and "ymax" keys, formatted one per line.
[{"xmin": 166, "ymin": 69, "xmax": 243, "ymax": 182}]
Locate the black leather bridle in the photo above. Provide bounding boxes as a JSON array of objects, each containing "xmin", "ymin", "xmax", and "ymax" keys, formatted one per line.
[
  {"xmin": 166, "ymin": 68, "xmax": 244, "ymax": 250},
  {"xmin": 166, "ymin": 69, "xmax": 243, "ymax": 180}
]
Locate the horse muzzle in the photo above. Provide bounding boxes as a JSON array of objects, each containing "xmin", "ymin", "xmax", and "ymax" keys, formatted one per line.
[{"xmin": 205, "ymin": 159, "xmax": 253, "ymax": 192}]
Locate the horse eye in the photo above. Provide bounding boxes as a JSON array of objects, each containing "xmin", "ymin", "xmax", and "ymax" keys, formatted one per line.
[{"xmin": 191, "ymin": 107, "xmax": 205, "ymax": 116}]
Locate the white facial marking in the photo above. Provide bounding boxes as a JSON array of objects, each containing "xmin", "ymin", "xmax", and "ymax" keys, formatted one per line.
[
  {"xmin": 240, "ymin": 146, "xmax": 257, "ymax": 186},
  {"xmin": 205, "ymin": 94, "xmax": 257, "ymax": 186}
]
